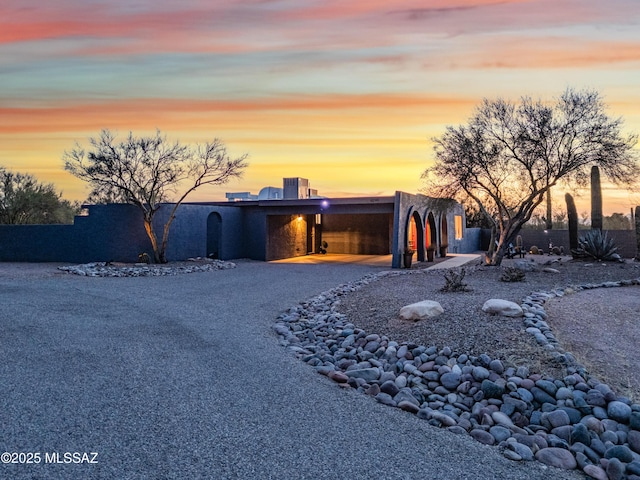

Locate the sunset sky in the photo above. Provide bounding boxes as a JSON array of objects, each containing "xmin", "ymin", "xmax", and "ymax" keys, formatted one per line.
[{"xmin": 1, "ymin": 0, "xmax": 639, "ymax": 215}]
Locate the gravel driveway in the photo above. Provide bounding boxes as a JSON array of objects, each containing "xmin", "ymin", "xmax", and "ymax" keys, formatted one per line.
[{"xmin": 0, "ymin": 260, "xmax": 579, "ymax": 480}]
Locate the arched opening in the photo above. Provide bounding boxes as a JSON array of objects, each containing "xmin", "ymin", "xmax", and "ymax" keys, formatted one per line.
[
  {"xmin": 206, "ymin": 212, "xmax": 222, "ymax": 259},
  {"xmin": 425, "ymin": 212, "xmax": 437, "ymax": 262},
  {"xmin": 405, "ymin": 210, "xmax": 425, "ymax": 262},
  {"xmin": 440, "ymin": 214, "xmax": 449, "ymax": 257}
]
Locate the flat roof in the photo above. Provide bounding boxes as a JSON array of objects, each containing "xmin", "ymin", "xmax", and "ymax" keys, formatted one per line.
[{"xmin": 184, "ymin": 195, "xmax": 396, "ymax": 208}]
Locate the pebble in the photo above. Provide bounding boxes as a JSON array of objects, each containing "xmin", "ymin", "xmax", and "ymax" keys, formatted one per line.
[
  {"xmin": 470, "ymin": 429, "xmax": 495, "ymax": 445},
  {"xmin": 535, "ymin": 447, "xmax": 577, "ymax": 469},
  {"xmin": 273, "ymin": 267, "xmax": 640, "ymax": 478},
  {"xmin": 629, "ymin": 430, "xmax": 640, "ymax": 454},
  {"xmin": 606, "ymin": 457, "xmax": 625, "ymax": 480},
  {"xmin": 604, "ymin": 445, "xmax": 634, "ymax": 463},
  {"xmin": 571, "ymin": 423, "xmax": 590, "ymax": 446},
  {"xmin": 583, "ymin": 464, "xmax": 608, "ymax": 480},
  {"xmin": 608, "ymin": 401, "xmax": 632, "ymax": 423},
  {"xmin": 508, "ymin": 442, "xmax": 535, "ymax": 461}
]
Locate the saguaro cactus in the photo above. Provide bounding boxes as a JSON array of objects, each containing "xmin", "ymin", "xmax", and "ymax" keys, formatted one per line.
[
  {"xmin": 566, "ymin": 193, "xmax": 578, "ymax": 253},
  {"xmin": 591, "ymin": 165, "xmax": 603, "ymax": 231},
  {"xmin": 545, "ymin": 189, "xmax": 553, "ymax": 229}
]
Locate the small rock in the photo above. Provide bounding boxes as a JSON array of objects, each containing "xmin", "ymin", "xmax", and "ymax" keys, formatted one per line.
[
  {"xmin": 470, "ymin": 429, "xmax": 495, "ymax": 445},
  {"xmin": 366, "ymin": 384, "xmax": 380, "ymax": 396},
  {"xmin": 628, "ymin": 461, "xmax": 640, "ymax": 476},
  {"xmin": 607, "ymin": 401, "xmax": 632, "ymax": 423},
  {"xmin": 481, "ymin": 379, "xmax": 505, "ymax": 399},
  {"xmin": 394, "ymin": 389, "xmax": 420, "ymax": 407},
  {"xmin": 630, "ymin": 412, "xmax": 640, "ymax": 430},
  {"xmin": 586, "ymin": 389, "xmax": 606, "ymax": 407},
  {"xmin": 375, "ymin": 392, "xmax": 396, "ymax": 406},
  {"xmin": 503, "ymin": 449, "xmax": 522, "ymax": 461},
  {"xmin": 399, "ymin": 300, "xmax": 444, "ymax": 321},
  {"xmin": 328, "ymin": 371, "xmax": 349, "ymax": 383},
  {"xmin": 509, "ymin": 442, "xmax": 535, "ymax": 461},
  {"xmin": 398, "ymin": 400, "xmax": 420, "ymax": 414},
  {"xmin": 472, "ymin": 366, "xmax": 490, "ymax": 381},
  {"xmin": 571, "ymin": 423, "xmax": 591, "ymax": 446},
  {"xmin": 628, "ymin": 430, "xmax": 640, "ymax": 454},
  {"xmin": 535, "ymin": 379, "xmax": 558, "ymax": 397},
  {"xmin": 345, "ymin": 368, "xmax": 380, "ymax": 382},
  {"xmin": 534, "ymin": 447, "xmax": 577, "ymax": 470},
  {"xmin": 604, "ymin": 445, "xmax": 634, "ymax": 463},
  {"xmin": 380, "ymin": 380, "xmax": 400, "ymax": 397},
  {"xmin": 546, "ymin": 410, "xmax": 571, "ymax": 428},
  {"xmin": 492, "ymin": 411, "xmax": 515, "ymax": 428},
  {"xmin": 531, "ymin": 386, "xmax": 556, "ymax": 405},
  {"xmin": 489, "ymin": 425, "xmax": 511, "ymax": 442},
  {"xmin": 431, "ymin": 411, "xmax": 457, "ymax": 427},
  {"xmin": 482, "ymin": 299, "xmax": 523, "ymax": 317},
  {"xmin": 606, "ymin": 457, "xmax": 625, "ymax": 480},
  {"xmin": 582, "ymin": 464, "xmax": 608, "ymax": 480},
  {"xmin": 440, "ymin": 372, "xmax": 462, "ymax": 390},
  {"xmin": 489, "ymin": 359, "xmax": 504, "ymax": 375}
]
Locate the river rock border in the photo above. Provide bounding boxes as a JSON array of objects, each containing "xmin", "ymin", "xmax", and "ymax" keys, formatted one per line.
[
  {"xmin": 274, "ymin": 269, "xmax": 640, "ymax": 478},
  {"xmin": 58, "ymin": 259, "xmax": 236, "ymax": 277}
]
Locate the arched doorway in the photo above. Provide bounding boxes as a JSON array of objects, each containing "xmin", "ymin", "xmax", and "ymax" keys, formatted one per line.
[
  {"xmin": 425, "ymin": 212, "xmax": 437, "ymax": 262},
  {"xmin": 206, "ymin": 212, "xmax": 222, "ymax": 259},
  {"xmin": 405, "ymin": 211, "xmax": 425, "ymax": 262},
  {"xmin": 440, "ymin": 214, "xmax": 449, "ymax": 257}
]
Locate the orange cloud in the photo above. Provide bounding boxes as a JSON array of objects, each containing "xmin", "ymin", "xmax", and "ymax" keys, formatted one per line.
[{"xmin": 0, "ymin": 94, "xmax": 477, "ymax": 135}]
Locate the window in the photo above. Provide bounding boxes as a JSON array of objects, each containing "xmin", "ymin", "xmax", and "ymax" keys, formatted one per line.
[{"xmin": 454, "ymin": 215, "xmax": 463, "ymax": 240}]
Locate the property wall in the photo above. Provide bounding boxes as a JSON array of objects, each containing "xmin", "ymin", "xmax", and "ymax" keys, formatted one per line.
[
  {"xmin": 454, "ymin": 227, "xmax": 482, "ymax": 255},
  {"xmin": 518, "ymin": 229, "xmax": 637, "ymax": 258},
  {"xmin": 0, "ymin": 204, "xmax": 151, "ymax": 263},
  {"xmin": 0, "ymin": 203, "xmax": 246, "ymax": 263},
  {"xmin": 321, "ymin": 213, "xmax": 392, "ymax": 255}
]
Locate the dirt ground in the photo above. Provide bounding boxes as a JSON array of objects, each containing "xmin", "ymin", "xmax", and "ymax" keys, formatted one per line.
[{"xmin": 545, "ymin": 286, "xmax": 640, "ymax": 401}]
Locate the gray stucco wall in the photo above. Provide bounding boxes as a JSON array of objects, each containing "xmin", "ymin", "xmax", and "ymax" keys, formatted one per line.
[
  {"xmin": 153, "ymin": 203, "xmax": 244, "ymax": 261},
  {"xmin": 0, "ymin": 204, "xmax": 150, "ymax": 263},
  {"xmin": 0, "ymin": 203, "xmax": 246, "ymax": 263}
]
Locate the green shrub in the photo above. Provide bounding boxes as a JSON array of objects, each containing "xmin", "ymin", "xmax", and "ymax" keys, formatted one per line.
[{"xmin": 572, "ymin": 230, "xmax": 621, "ymax": 261}]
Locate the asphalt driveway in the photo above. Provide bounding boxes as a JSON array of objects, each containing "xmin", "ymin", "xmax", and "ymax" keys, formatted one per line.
[{"xmin": 0, "ymin": 260, "xmax": 579, "ymax": 479}]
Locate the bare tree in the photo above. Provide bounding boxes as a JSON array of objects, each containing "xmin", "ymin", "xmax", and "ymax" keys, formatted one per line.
[
  {"xmin": 423, "ymin": 88, "xmax": 638, "ymax": 265},
  {"xmin": 64, "ymin": 129, "xmax": 248, "ymax": 263}
]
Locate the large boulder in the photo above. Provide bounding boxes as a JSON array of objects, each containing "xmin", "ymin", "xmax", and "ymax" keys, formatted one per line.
[
  {"xmin": 482, "ymin": 299, "xmax": 523, "ymax": 317},
  {"xmin": 399, "ymin": 300, "xmax": 444, "ymax": 321}
]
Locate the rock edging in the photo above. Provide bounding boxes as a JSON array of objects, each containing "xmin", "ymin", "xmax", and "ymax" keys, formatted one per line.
[
  {"xmin": 274, "ymin": 269, "xmax": 640, "ymax": 478},
  {"xmin": 58, "ymin": 259, "xmax": 236, "ymax": 277}
]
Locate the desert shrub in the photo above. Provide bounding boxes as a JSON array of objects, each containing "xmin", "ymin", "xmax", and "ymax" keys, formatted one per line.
[
  {"xmin": 572, "ymin": 230, "xmax": 621, "ymax": 261},
  {"xmin": 500, "ymin": 267, "xmax": 526, "ymax": 282},
  {"xmin": 440, "ymin": 268, "xmax": 471, "ymax": 292}
]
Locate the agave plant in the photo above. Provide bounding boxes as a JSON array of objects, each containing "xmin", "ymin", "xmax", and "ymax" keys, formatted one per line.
[{"xmin": 572, "ymin": 230, "xmax": 621, "ymax": 261}]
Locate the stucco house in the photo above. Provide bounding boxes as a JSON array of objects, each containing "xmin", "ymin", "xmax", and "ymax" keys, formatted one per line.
[{"xmin": 0, "ymin": 178, "xmax": 478, "ymax": 267}]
